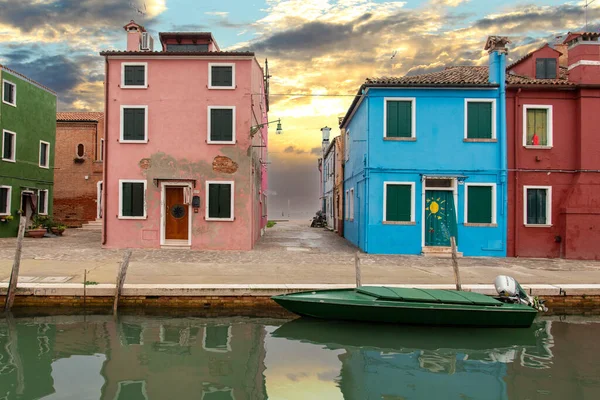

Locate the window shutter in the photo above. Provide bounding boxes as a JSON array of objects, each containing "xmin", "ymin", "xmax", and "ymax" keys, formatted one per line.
[
  {"xmin": 210, "ymin": 109, "xmax": 233, "ymax": 141},
  {"xmin": 40, "ymin": 143, "xmax": 47, "ymax": 166},
  {"xmin": 122, "ymin": 183, "xmax": 133, "ymax": 216},
  {"xmin": 535, "ymin": 59, "xmax": 546, "ymax": 79},
  {"xmin": 467, "ymin": 186, "xmax": 492, "ymax": 223},
  {"xmin": 526, "ymin": 109, "xmax": 548, "ymax": 146},
  {"xmin": 545, "ymin": 59, "xmax": 557, "ymax": 79},
  {"xmin": 219, "ymin": 184, "xmax": 231, "ymax": 218},
  {"xmin": 39, "ymin": 191, "xmax": 46, "ymax": 214},
  {"xmin": 134, "ymin": 109, "xmax": 145, "ymax": 140},
  {"xmin": 131, "ymin": 183, "xmax": 144, "ymax": 216},
  {"xmin": 209, "ymin": 184, "xmax": 220, "ymax": 218},
  {"xmin": 3, "ymin": 132, "xmax": 12, "ymax": 159},
  {"xmin": 467, "ymin": 103, "xmax": 492, "ymax": 139},
  {"xmin": 134, "ymin": 66, "xmax": 145, "ymax": 85},
  {"xmin": 527, "ymin": 189, "xmax": 547, "ymax": 224},
  {"xmin": 386, "ymin": 101, "xmax": 399, "ymax": 137},
  {"xmin": 212, "ymin": 66, "xmax": 233, "ymax": 87},
  {"xmin": 387, "ymin": 101, "xmax": 412, "ymax": 138},
  {"xmin": 0, "ymin": 188, "xmax": 7, "ymax": 213},
  {"xmin": 124, "ymin": 66, "xmax": 134, "ymax": 85},
  {"xmin": 3, "ymin": 82, "xmax": 13, "ymax": 103},
  {"xmin": 386, "ymin": 184, "xmax": 411, "ymax": 222}
]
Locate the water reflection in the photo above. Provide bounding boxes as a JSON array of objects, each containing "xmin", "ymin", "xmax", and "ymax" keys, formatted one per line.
[{"xmin": 0, "ymin": 316, "xmax": 597, "ymax": 399}]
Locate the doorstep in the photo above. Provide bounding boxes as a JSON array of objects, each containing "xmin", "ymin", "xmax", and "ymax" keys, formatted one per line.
[{"xmin": 422, "ymin": 246, "xmax": 463, "ymax": 258}]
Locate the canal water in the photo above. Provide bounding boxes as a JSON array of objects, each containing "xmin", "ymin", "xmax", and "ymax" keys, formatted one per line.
[{"xmin": 0, "ymin": 315, "xmax": 598, "ymax": 399}]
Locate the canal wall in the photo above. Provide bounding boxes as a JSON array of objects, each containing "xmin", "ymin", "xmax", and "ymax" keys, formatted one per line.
[{"xmin": 1, "ymin": 283, "xmax": 600, "ymax": 315}]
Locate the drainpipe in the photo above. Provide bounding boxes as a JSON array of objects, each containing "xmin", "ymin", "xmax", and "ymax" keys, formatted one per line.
[
  {"xmin": 513, "ymin": 88, "xmax": 521, "ymax": 257},
  {"xmin": 364, "ymin": 94, "xmax": 370, "ymax": 253},
  {"xmin": 498, "ymin": 52, "xmax": 508, "ymax": 257},
  {"xmin": 102, "ymin": 57, "xmax": 109, "ymax": 245}
]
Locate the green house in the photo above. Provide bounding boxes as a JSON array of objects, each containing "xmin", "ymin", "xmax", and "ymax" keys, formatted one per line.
[{"xmin": 0, "ymin": 65, "xmax": 57, "ymax": 237}]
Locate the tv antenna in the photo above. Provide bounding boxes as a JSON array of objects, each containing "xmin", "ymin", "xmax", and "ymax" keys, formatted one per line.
[
  {"xmin": 130, "ymin": 2, "xmax": 147, "ymax": 16},
  {"xmin": 585, "ymin": 0, "xmax": 597, "ymax": 30},
  {"xmin": 390, "ymin": 51, "xmax": 397, "ymax": 76}
]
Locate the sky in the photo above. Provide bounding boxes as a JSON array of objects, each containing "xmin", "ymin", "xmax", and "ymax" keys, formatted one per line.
[{"xmin": 1, "ymin": 0, "xmax": 599, "ymax": 218}]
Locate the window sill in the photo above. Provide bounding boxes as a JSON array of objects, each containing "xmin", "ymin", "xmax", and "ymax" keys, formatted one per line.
[
  {"xmin": 383, "ymin": 221, "xmax": 416, "ymax": 225},
  {"xmin": 39, "ymin": 165, "xmax": 49, "ymax": 169},
  {"xmin": 384, "ymin": 137, "xmax": 416, "ymax": 141},
  {"xmin": 464, "ymin": 223, "xmax": 498, "ymax": 227},
  {"xmin": 206, "ymin": 217, "xmax": 234, "ymax": 222},
  {"xmin": 208, "ymin": 86, "xmax": 236, "ymax": 90},
  {"xmin": 119, "ymin": 140, "xmax": 148, "ymax": 144},
  {"xmin": 118, "ymin": 216, "xmax": 147, "ymax": 220},
  {"xmin": 121, "ymin": 85, "xmax": 148, "ymax": 89},
  {"xmin": 2, "ymin": 158, "xmax": 16, "ymax": 163},
  {"xmin": 464, "ymin": 138, "xmax": 497, "ymax": 143},
  {"xmin": 207, "ymin": 140, "xmax": 236, "ymax": 145},
  {"xmin": 524, "ymin": 224, "xmax": 552, "ymax": 228},
  {"xmin": 2, "ymin": 100, "xmax": 16, "ymax": 107},
  {"xmin": 524, "ymin": 145, "xmax": 552, "ymax": 150}
]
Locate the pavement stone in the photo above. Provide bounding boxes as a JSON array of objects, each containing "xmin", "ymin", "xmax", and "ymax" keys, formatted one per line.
[{"xmin": 0, "ymin": 220, "xmax": 599, "ymax": 285}]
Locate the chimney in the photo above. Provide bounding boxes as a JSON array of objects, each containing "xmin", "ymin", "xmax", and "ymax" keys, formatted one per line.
[
  {"xmin": 554, "ymin": 43, "xmax": 569, "ymax": 68},
  {"xmin": 123, "ymin": 20, "xmax": 146, "ymax": 51},
  {"xmin": 565, "ymin": 32, "xmax": 600, "ymax": 84},
  {"xmin": 485, "ymin": 36, "xmax": 511, "ymax": 86},
  {"xmin": 321, "ymin": 126, "xmax": 331, "ymax": 153}
]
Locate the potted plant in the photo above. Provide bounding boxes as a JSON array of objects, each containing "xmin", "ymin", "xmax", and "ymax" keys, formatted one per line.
[
  {"xmin": 51, "ymin": 224, "xmax": 66, "ymax": 236},
  {"xmin": 0, "ymin": 215, "xmax": 13, "ymax": 223},
  {"xmin": 25, "ymin": 215, "xmax": 48, "ymax": 238}
]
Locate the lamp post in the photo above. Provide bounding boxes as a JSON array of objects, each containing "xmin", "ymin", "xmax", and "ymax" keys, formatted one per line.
[{"xmin": 250, "ymin": 119, "xmax": 283, "ymax": 137}]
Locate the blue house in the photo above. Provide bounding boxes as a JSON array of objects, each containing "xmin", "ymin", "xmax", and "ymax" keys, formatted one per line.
[{"xmin": 341, "ymin": 36, "xmax": 509, "ymax": 256}]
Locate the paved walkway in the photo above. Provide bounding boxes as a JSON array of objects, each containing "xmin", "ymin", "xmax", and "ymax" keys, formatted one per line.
[{"xmin": 0, "ymin": 220, "xmax": 599, "ymax": 286}]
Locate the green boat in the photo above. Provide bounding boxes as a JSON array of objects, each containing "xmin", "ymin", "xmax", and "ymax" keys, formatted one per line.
[{"xmin": 272, "ymin": 281, "xmax": 542, "ymax": 328}]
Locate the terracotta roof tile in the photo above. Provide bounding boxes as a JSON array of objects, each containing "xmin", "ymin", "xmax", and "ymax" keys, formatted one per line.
[
  {"xmin": 57, "ymin": 112, "xmax": 104, "ymax": 122},
  {"xmin": 366, "ymin": 66, "xmax": 493, "ymax": 87}
]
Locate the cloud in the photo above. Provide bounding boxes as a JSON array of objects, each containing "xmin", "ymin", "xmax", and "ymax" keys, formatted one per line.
[
  {"xmin": 205, "ymin": 11, "xmax": 229, "ymax": 17},
  {"xmin": 430, "ymin": 0, "xmax": 469, "ymax": 6},
  {"xmin": 284, "ymin": 145, "xmax": 308, "ymax": 154},
  {"xmin": 170, "ymin": 23, "xmax": 208, "ymax": 31},
  {"xmin": 310, "ymin": 147, "xmax": 322, "ymax": 155}
]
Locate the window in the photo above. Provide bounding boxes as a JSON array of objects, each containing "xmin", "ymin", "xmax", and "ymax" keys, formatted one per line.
[
  {"xmin": 122, "ymin": 63, "xmax": 147, "ymax": 88},
  {"xmin": 209, "ymin": 63, "xmax": 235, "ymax": 89},
  {"xmin": 523, "ymin": 105, "xmax": 552, "ymax": 147},
  {"xmin": 100, "ymin": 139, "xmax": 104, "ymax": 161},
  {"xmin": 121, "ymin": 106, "xmax": 148, "ymax": 143},
  {"xmin": 0, "ymin": 186, "xmax": 11, "ymax": 216},
  {"xmin": 121, "ymin": 323, "xmax": 143, "ymax": 346},
  {"xmin": 536, "ymin": 58, "xmax": 557, "ymax": 79},
  {"xmin": 203, "ymin": 325, "xmax": 231, "ymax": 352},
  {"xmin": 116, "ymin": 381, "xmax": 148, "ymax": 400},
  {"xmin": 207, "ymin": 106, "xmax": 235, "ymax": 143},
  {"xmin": 206, "ymin": 181, "xmax": 234, "ymax": 221},
  {"xmin": 166, "ymin": 43, "xmax": 208, "ymax": 52},
  {"xmin": 384, "ymin": 182, "xmax": 415, "ymax": 223},
  {"xmin": 465, "ymin": 99, "xmax": 495, "ymax": 139},
  {"xmin": 384, "ymin": 98, "xmax": 415, "ymax": 139},
  {"xmin": 76, "ymin": 143, "xmax": 85, "ymax": 158},
  {"xmin": 465, "ymin": 184, "xmax": 496, "ymax": 225},
  {"xmin": 345, "ymin": 129, "xmax": 350, "ymax": 161},
  {"xmin": 345, "ymin": 190, "xmax": 349, "ymax": 220},
  {"xmin": 202, "ymin": 388, "xmax": 235, "ymax": 400},
  {"xmin": 2, "ymin": 80, "xmax": 16, "ymax": 106},
  {"xmin": 524, "ymin": 186, "xmax": 552, "ymax": 226},
  {"xmin": 119, "ymin": 180, "xmax": 146, "ymax": 219},
  {"xmin": 2, "ymin": 130, "xmax": 16, "ymax": 162},
  {"xmin": 349, "ymin": 188, "xmax": 354, "ymax": 220},
  {"xmin": 38, "ymin": 189, "xmax": 48, "ymax": 215},
  {"xmin": 39, "ymin": 141, "xmax": 50, "ymax": 168}
]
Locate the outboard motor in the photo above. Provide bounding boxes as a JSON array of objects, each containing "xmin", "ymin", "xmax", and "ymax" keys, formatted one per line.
[{"xmin": 494, "ymin": 275, "xmax": 547, "ymax": 312}]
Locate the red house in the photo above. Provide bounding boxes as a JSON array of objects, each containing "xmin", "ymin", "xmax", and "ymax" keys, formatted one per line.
[{"xmin": 506, "ymin": 33, "xmax": 600, "ymax": 259}]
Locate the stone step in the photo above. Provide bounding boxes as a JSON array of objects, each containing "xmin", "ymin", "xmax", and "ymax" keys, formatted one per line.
[{"xmin": 422, "ymin": 246, "xmax": 463, "ymax": 258}]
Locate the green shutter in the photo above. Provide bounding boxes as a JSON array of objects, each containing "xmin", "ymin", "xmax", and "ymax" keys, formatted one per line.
[
  {"xmin": 386, "ymin": 101, "xmax": 412, "ymax": 138},
  {"xmin": 467, "ymin": 102, "xmax": 492, "ymax": 139},
  {"xmin": 122, "ymin": 182, "xmax": 144, "ymax": 217},
  {"xmin": 211, "ymin": 66, "xmax": 233, "ymax": 87},
  {"xmin": 116, "ymin": 381, "xmax": 146, "ymax": 400},
  {"xmin": 3, "ymin": 82, "xmax": 14, "ymax": 103},
  {"xmin": 467, "ymin": 186, "xmax": 493, "ymax": 223},
  {"xmin": 386, "ymin": 184, "xmax": 411, "ymax": 222},
  {"xmin": 0, "ymin": 187, "xmax": 8, "ymax": 214},
  {"xmin": 40, "ymin": 143, "xmax": 47, "ymax": 166},
  {"xmin": 3, "ymin": 131, "xmax": 13, "ymax": 159},
  {"xmin": 124, "ymin": 66, "xmax": 145, "ymax": 86},
  {"xmin": 210, "ymin": 109, "xmax": 233, "ymax": 142},
  {"xmin": 123, "ymin": 108, "xmax": 146, "ymax": 141},
  {"xmin": 208, "ymin": 184, "xmax": 220, "ymax": 218},
  {"xmin": 219, "ymin": 184, "xmax": 231, "ymax": 218},
  {"xmin": 122, "ymin": 183, "xmax": 132, "ymax": 216},
  {"xmin": 208, "ymin": 184, "xmax": 232, "ymax": 219},
  {"xmin": 526, "ymin": 109, "xmax": 548, "ymax": 146},
  {"xmin": 527, "ymin": 189, "xmax": 547, "ymax": 225},
  {"xmin": 535, "ymin": 59, "xmax": 546, "ymax": 79},
  {"xmin": 204, "ymin": 325, "xmax": 230, "ymax": 349},
  {"xmin": 535, "ymin": 59, "xmax": 557, "ymax": 79}
]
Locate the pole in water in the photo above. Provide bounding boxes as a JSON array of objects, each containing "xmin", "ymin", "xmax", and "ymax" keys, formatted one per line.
[
  {"xmin": 450, "ymin": 236, "xmax": 462, "ymax": 291},
  {"xmin": 355, "ymin": 252, "xmax": 362, "ymax": 288},
  {"xmin": 5, "ymin": 216, "xmax": 27, "ymax": 312},
  {"xmin": 113, "ymin": 249, "xmax": 132, "ymax": 315}
]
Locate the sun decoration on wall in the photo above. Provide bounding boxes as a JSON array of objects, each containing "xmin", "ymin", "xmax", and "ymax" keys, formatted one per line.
[{"xmin": 426, "ymin": 198, "xmax": 446, "ymax": 221}]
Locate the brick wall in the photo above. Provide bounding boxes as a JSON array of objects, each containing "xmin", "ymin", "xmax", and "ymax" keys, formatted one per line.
[{"xmin": 54, "ymin": 118, "xmax": 104, "ymax": 225}]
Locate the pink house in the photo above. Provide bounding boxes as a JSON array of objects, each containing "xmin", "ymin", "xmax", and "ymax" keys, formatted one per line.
[{"xmin": 100, "ymin": 21, "xmax": 269, "ymax": 250}]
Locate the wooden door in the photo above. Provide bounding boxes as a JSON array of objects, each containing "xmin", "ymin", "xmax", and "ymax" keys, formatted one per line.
[
  {"xmin": 165, "ymin": 187, "xmax": 188, "ymax": 241},
  {"xmin": 425, "ymin": 190, "xmax": 457, "ymax": 247}
]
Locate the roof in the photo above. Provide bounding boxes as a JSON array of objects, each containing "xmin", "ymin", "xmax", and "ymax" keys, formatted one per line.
[
  {"xmin": 340, "ymin": 65, "xmax": 574, "ymax": 128},
  {"xmin": 159, "ymin": 32, "xmax": 214, "ymax": 40},
  {"xmin": 506, "ymin": 43, "xmax": 561, "ymax": 70},
  {"xmin": 324, "ymin": 136, "xmax": 339, "ymax": 158},
  {"xmin": 99, "ymin": 50, "xmax": 253, "ymax": 57},
  {"xmin": 0, "ymin": 64, "xmax": 56, "ymax": 95},
  {"xmin": 563, "ymin": 31, "xmax": 600, "ymax": 45},
  {"xmin": 57, "ymin": 112, "xmax": 104, "ymax": 122}
]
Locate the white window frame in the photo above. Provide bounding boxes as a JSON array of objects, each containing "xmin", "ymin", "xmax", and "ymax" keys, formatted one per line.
[
  {"xmin": 208, "ymin": 63, "xmax": 236, "ymax": 90},
  {"xmin": 349, "ymin": 188, "xmax": 354, "ymax": 221},
  {"xmin": 38, "ymin": 189, "xmax": 49, "ymax": 215},
  {"xmin": 100, "ymin": 138, "xmax": 104, "ymax": 161},
  {"xmin": 2, "ymin": 79, "xmax": 16, "ymax": 107},
  {"xmin": 345, "ymin": 129, "xmax": 350, "ymax": 161},
  {"xmin": 201, "ymin": 388, "xmax": 234, "ymax": 400},
  {"xmin": 118, "ymin": 179, "xmax": 147, "ymax": 220},
  {"xmin": 383, "ymin": 97, "xmax": 416, "ymax": 139},
  {"xmin": 464, "ymin": 98, "xmax": 497, "ymax": 140},
  {"xmin": 2, "ymin": 129, "xmax": 16, "ymax": 163},
  {"xmin": 121, "ymin": 62, "xmax": 148, "ymax": 89},
  {"xmin": 523, "ymin": 185, "xmax": 552, "ymax": 227},
  {"xmin": 464, "ymin": 183, "xmax": 497, "ymax": 225},
  {"xmin": 120, "ymin": 105, "xmax": 148, "ymax": 143},
  {"xmin": 207, "ymin": 106, "xmax": 236, "ymax": 144},
  {"xmin": 522, "ymin": 105, "xmax": 553, "ymax": 148},
  {"xmin": 202, "ymin": 325, "xmax": 232, "ymax": 353},
  {"xmin": 0, "ymin": 185, "xmax": 11, "ymax": 216},
  {"xmin": 205, "ymin": 180, "xmax": 235, "ymax": 222},
  {"xmin": 115, "ymin": 381, "xmax": 148, "ymax": 400},
  {"xmin": 39, "ymin": 140, "xmax": 50, "ymax": 169},
  {"xmin": 345, "ymin": 190, "xmax": 349, "ymax": 220},
  {"xmin": 383, "ymin": 181, "xmax": 415, "ymax": 223}
]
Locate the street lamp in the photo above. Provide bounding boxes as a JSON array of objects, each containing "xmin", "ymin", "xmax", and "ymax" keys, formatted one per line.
[{"xmin": 250, "ymin": 119, "xmax": 283, "ymax": 137}]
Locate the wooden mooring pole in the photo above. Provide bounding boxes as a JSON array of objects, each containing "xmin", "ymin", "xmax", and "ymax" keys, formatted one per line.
[
  {"xmin": 113, "ymin": 249, "xmax": 132, "ymax": 315},
  {"xmin": 4, "ymin": 216, "xmax": 27, "ymax": 312},
  {"xmin": 450, "ymin": 236, "xmax": 462, "ymax": 291},
  {"xmin": 355, "ymin": 252, "xmax": 362, "ymax": 288}
]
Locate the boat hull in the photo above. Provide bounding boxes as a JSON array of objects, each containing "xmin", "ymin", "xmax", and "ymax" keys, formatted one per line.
[{"xmin": 272, "ymin": 289, "xmax": 538, "ymax": 328}]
